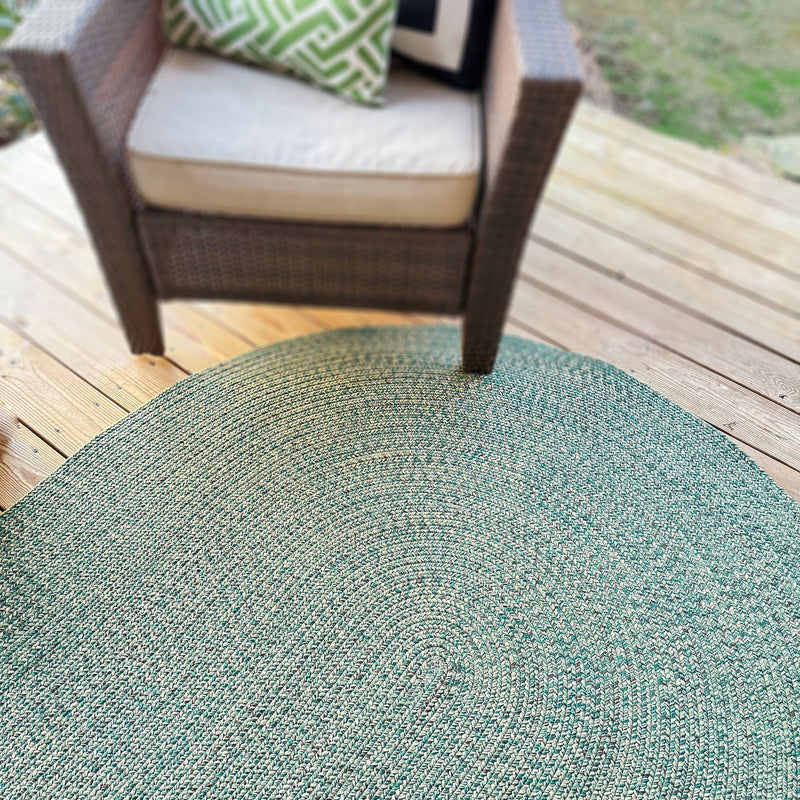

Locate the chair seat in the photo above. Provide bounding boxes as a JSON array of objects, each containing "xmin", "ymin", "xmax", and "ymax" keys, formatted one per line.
[{"xmin": 127, "ymin": 49, "xmax": 482, "ymax": 227}]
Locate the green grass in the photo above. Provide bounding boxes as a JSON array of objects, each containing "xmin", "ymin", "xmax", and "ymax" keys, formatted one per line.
[
  {"xmin": 0, "ymin": 0, "xmax": 37, "ymax": 145},
  {"xmin": 563, "ymin": 0, "xmax": 800, "ymax": 149}
]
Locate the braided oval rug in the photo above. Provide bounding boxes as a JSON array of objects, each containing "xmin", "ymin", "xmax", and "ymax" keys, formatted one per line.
[{"xmin": 1, "ymin": 326, "xmax": 798, "ymax": 799}]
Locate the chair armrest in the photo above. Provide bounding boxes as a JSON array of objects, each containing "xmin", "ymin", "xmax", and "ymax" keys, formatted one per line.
[
  {"xmin": 462, "ymin": 0, "xmax": 582, "ymax": 370},
  {"xmin": 5, "ymin": 0, "xmax": 166, "ymax": 354},
  {"xmin": 6, "ymin": 0, "xmax": 164, "ymax": 205},
  {"xmin": 482, "ymin": 0, "xmax": 582, "ymax": 194}
]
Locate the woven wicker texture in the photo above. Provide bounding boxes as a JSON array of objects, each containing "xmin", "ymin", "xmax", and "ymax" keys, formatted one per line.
[
  {"xmin": 138, "ymin": 211, "xmax": 471, "ymax": 313},
  {"xmin": 2, "ymin": 326, "xmax": 798, "ymax": 798}
]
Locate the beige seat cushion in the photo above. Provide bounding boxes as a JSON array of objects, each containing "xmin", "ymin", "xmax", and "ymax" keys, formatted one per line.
[{"xmin": 127, "ymin": 49, "xmax": 482, "ymax": 227}]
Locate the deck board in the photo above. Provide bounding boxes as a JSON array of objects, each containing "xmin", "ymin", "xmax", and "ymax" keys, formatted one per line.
[
  {"xmin": 0, "ymin": 250, "xmax": 186, "ymax": 410},
  {"xmin": 531, "ymin": 204, "xmax": 800, "ymax": 363},
  {"xmin": 555, "ymin": 147, "xmax": 800, "ymax": 279},
  {"xmin": 508, "ymin": 281, "xmax": 800, "ymax": 471},
  {"xmin": 0, "ymin": 322, "xmax": 125, "ymax": 459},
  {"xmin": 521, "ymin": 238, "xmax": 800, "ymax": 413},
  {"xmin": 1, "ymin": 101, "xmax": 799, "ymax": 510},
  {"xmin": 567, "ymin": 122, "xmax": 800, "ymax": 247},
  {"xmin": 0, "ymin": 413, "xmax": 64, "ymax": 509},
  {"xmin": 574, "ymin": 103, "xmax": 800, "ymax": 213},
  {"xmin": 543, "ymin": 178, "xmax": 800, "ymax": 316}
]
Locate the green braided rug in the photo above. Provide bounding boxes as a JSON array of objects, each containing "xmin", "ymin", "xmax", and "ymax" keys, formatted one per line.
[{"xmin": 2, "ymin": 326, "xmax": 798, "ymax": 798}]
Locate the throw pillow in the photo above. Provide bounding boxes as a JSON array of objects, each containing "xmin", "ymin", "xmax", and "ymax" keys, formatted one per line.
[
  {"xmin": 162, "ymin": 0, "xmax": 398, "ymax": 106},
  {"xmin": 392, "ymin": 0, "xmax": 496, "ymax": 90}
]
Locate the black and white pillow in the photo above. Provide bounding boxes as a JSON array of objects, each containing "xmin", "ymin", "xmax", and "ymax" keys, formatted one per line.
[{"xmin": 392, "ymin": 0, "xmax": 497, "ymax": 90}]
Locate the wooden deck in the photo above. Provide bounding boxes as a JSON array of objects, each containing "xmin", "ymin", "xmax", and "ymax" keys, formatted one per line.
[{"xmin": 1, "ymin": 101, "xmax": 799, "ymax": 510}]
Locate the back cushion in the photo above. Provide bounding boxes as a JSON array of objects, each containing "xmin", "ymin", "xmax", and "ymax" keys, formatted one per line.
[
  {"xmin": 392, "ymin": 0, "xmax": 497, "ymax": 90},
  {"xmin": 161, "ymin": 0, "xmax": 398, "ymax": 106}
]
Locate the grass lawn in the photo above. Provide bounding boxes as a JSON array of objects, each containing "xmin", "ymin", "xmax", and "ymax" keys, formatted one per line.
[
  {"xmin": 563, "ymin": 0, "xmax": 800, "ymax": 149},
  {"xmin": 0, "ymin": 1, "xmax": 36, "ymax": 145}
]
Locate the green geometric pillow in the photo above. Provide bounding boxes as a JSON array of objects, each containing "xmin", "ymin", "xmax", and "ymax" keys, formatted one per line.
[{"xmin": 162, "ymin": 0, "xmax": 398, "ymax": 106}]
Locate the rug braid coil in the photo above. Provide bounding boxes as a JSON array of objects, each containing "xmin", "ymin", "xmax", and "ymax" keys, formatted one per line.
[{"xmin": 1, "ymin": 326, "xmax": 798, "ymax": 799}]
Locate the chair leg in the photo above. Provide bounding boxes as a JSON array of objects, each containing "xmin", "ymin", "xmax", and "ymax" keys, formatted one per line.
[
  {"xmin": 117, "ymin": 298, "xmax": 165, "ymax": 355},
  {"xmin": 96, "ymin": 240, "xmax": 165, "ymax": 355},
  {"xmin": 461, "ymin": 308, "xmax": 505, "ymax": 374},
  {"xmin": 120, "ymin": 312, "xmax": 164, "ymax": 356},
  {"xmin": 102, "ymin": 257, "xmax": 165, "ymax": 355}
]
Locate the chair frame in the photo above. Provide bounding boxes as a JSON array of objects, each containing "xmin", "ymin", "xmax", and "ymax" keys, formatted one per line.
[{"xmin": 8, "ymin": 0, "xmax": 581, "ymax": 373}]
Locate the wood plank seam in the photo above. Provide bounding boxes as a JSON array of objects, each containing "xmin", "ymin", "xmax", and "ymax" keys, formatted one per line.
[
  {"xmin": 541, "ymin": 176, "xmax": 800, "ymax": 316},
  {"xmin": 0, "ymin": 315, "xmax": 133, "ymax": 415},
  {"xmin": 564, "ymin": 126, "xmax": 800, "ymax": 248},
  {"xmin": 522, "ymin": 268, "xmax": 800, "ymax": 418},
  {"xmin": 552, "ymin": 164, "xmax": 800, "ymax": 283},
  {"xmin": 573, "ymin": 109, "xmax": 800, "ymax": 217},
  {"xmin": 0, "ymin": 169, "xmax": 84, "ymax": 237},
  {"xmin": 0, "ymin": 412, "xmax": 66, "ymax": 509},
  {"xmin": 507, "ymin": 300, "xmax": 800, "ymax": 475},
  {"xmin": 187, "ymin": 305, "xmax": 260, "ymax": 349},
  {"xmin": 520, "ymin": 237, "xmax": 800, "ymax": 414},
  {"xmin": 0, "ymin": 239, "xmax": 121, "ymax": 328},
  {"xmin": 510, "ymin": 313, "xmax": 800, "ymax": 486},
  {"xmin": 14, "ymin": 417, "xmax": 69, "ymax": 460},
  {"xmin": 0, "ymin": 252, "xmax": 190, "ymax": 407},
  {"xmin": 528, "ymin": 233, "xmax": 800, "ymax": 368},
  {"xmin": 509, "ymin": 278, "xmax": 800, "ymax": 468},
  {"xmin": 538, "ymin": 197, "xmax": 800, "ymax": 321}
]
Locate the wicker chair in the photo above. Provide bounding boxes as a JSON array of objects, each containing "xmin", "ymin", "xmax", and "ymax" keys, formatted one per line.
[{"xmin": 7, "ymin": 0, "xmax": 581, "ymax": 373}]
